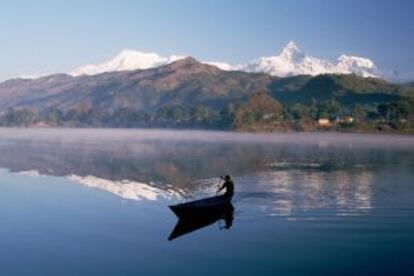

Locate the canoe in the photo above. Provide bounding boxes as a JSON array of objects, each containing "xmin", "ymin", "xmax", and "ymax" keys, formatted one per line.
[
  {"xmin": 169, "ymin": 194, "xmax": 232, "ymax": 218},
  {"xmin": 168, "ymin": 202, "xmax": 234, "ymax": 240}
]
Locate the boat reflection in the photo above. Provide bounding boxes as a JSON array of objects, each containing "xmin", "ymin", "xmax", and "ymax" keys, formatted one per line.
[{"xmin": 168, "ymin": 203, "xmax": 234, "ymax": 241}]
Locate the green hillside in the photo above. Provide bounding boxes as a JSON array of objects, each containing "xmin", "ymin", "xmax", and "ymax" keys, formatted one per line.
[{"xmin": 0, "ymin": 58, "xmax": 413, "ymax": 133}]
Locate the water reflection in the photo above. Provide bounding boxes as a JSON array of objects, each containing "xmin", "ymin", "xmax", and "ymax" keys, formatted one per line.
[
  {"xmin": 168, "ymin": 203, "xmax": 234, "ymax": 241},
  {"xmin": 237, "ymin": 168, "xmax": 375, "ymax": 216},
  {"xmin": 68, "ymin": 175, "xmax": 183, "ymax": 201},
  {"xmin": 0, "ymin": 129, "xmax": 413, "ymax": 217},
  {"xmin": 1, "ymin": 129, "xmax": 413, "ymax": 275}
]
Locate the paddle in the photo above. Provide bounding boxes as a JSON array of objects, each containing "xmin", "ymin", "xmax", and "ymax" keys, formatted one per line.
[{"xmin": 216, "ymin": 176, "xmax": 223, "ymax": 195}]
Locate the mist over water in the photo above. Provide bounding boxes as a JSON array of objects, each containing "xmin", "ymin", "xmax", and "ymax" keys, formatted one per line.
[
  {"xmin": 1, "ymin": 127, "xmax": 413, "ymax": 146},
  {"xmin": 0, "ymin": 128, "xmax": 413, "ymax": 275}
]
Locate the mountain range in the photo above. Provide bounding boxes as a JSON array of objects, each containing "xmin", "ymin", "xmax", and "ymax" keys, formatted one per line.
[
  {"xmin": 1, "ymin": 56, "xmax": 411, "ymax": 115},
  {"xmin": 0, "ymin": 58, "xmax": 271, "ymax": 113},
  {"xmin": 69, "ymin": 41, "xmax": 378, "ymax": 79}
]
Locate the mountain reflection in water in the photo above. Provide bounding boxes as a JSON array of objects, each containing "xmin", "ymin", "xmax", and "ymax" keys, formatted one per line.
[
  {"xmin": 0, "ymin": 128, "xmax": 413, "ymax": 217},
  {"xmin": 1, "ymin": 128, "xmax": 414, "ymax": 275}
]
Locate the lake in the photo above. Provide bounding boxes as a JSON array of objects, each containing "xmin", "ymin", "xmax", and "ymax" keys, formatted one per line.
[{"xmin": 0, "ymin": 128, "xmax": 413, "ymax": 275}]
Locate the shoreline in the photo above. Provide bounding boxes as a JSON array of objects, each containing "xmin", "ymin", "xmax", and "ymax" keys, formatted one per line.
[{"xmin": 0, "ymin": 125, "xmax": 413, "ymax": 136}]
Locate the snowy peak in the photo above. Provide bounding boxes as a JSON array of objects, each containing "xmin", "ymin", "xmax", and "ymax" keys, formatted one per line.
[
  {"xmin": 68, "ymin": 42, "xmax": 378, "ymax": 79},
  {"xmin": 334, "ymin": 55, "xmax": 376, "ymax": 77},
  {"xmin": 239, "ymin": 42, "xmax": 377, "ymax": 78},
  {"xmin": 70, "ymin": 50, "xmax": 186, "ymax": 76},
  {"xmin": 110, "ymin": 49, "xmax": 165, "ymax": 68},
  {"xmin": 279, "ymin": 41, "xmax": 305, "ymax": 61}
]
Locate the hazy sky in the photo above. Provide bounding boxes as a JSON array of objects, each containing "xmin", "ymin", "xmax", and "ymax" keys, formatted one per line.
[{"xmin": 1, "ymin": 0, "xmax": 413, "ymax": 80}]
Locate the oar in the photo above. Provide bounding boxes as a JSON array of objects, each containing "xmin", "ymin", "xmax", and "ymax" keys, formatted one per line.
[{"xmin": 216, "ymin": 176, "xmax": 223, "ymax": 195}]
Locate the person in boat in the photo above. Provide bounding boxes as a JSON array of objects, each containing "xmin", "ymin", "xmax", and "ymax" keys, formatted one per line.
[{"xmin": 217, "ymin": 175, "xmax": 234, "ymax": 199}]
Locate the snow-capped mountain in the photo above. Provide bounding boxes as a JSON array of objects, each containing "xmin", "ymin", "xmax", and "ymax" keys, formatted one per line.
[
  {"xmin": 238, "ymin": 41, "xmax": 377, "ymax": 78},
  {"xmin": 69, "ymin": 41, "xmax": 377, "ymax": 78},
  {"xmin": 70, "ymin": 50, "xmax": 186, "ymax": 76}
]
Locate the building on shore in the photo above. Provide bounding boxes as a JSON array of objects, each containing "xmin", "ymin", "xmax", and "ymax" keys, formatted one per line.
[{"xmin": 318, "ymin": 118, "xmax": 331, "ymax": 126}]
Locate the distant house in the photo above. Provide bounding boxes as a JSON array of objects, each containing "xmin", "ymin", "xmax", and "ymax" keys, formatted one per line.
[
  {"xmin": 343, "ymin": 116, "xmax": 354, "ymax": 123},
  {"xmin": 318, "ymin": 118, "xmax": 331, "ymax": 126},
  {"xmin": 34, "ymin": 121, "xmax": 49, "ymax": 128},
  {"xmin": 336, "ymin": 116, "xmax": 354, "ymax": 124},
  {"xmin": 262, "ymin": 113, "xmax": 275, "ymax": 120}
]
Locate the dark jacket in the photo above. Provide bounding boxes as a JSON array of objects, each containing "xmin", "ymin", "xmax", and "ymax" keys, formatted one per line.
[{"xmin": 218, "ymin": 180, "xmax": 234, "ymax": 198}]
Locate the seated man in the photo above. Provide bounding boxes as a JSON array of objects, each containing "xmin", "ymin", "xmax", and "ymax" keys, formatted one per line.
[{"xmin": 217, "ymin": 175, "xmax": 234, "ymax": 199}]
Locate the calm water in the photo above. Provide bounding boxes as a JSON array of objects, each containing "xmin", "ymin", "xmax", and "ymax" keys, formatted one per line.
[{"xmin": 0, "ymin": 128, "xmax": 413, "ymax": 275}]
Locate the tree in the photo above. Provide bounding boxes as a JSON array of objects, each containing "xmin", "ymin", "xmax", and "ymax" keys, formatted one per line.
[
  {"xmin": 108, "ymin": 107, "xmax": 149, "ymax": 127},
  {"xmin": 289, "ymin": 103, "xmax": 311, "ymax": 119},
  {"xmin": 0, "ymin": 107, "xmax": 37, "ymax": 126},
  {"xmin": 317, "ymin": 99, "xmax": 344, "ymax": 119},
  {"xmin": 233, "ymin": 92, "xmax": 283, "ymax": 128},
  {"xmin": 192, "ymin": 105, "xmax": 211, "ymax": 122},
  {"xmin": 352, "ymin": 104, "xmax": 368, "ymax": 121},
  {"xmin": 42, "ymin": 107, "xmax": 64, "ymax": 126},
  {"xmin": 155, "ymin": 105, "xmax": 190, "ymax": 124}
]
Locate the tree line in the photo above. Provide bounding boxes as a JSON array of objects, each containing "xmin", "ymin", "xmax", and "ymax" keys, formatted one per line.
[{"xmin": 1, "ymin": 92, "xmax": 413, "ymax": 133}]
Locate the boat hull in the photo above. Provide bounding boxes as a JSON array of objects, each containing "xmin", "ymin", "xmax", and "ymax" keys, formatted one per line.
[
  {"xmin": 168, "ymin": 202, "xmax": 234, "ymax": 240},
  {"xmin": 169, "ymin": 195, "xmax": 232, "ymax": 218}
]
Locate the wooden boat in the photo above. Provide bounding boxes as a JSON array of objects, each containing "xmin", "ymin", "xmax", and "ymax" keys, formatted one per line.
[
  {"xmin": 168, "ymin": 201, "xmax": 234, "ymax": 240},
  {"xmin": 169, "ymin": 194, "xmax": 232, "ymax": 218}
]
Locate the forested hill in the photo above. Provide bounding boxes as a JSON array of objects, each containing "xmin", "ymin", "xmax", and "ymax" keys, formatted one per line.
[{"xmin": 0, "ymin": 57, "xmax": 413, "ymax": 132}]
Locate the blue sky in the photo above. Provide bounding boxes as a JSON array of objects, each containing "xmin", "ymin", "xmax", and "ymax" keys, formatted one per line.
[{"xmin": 0, "ymin": 0, "xmax": 413, "ymax": 80}]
